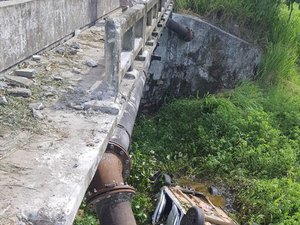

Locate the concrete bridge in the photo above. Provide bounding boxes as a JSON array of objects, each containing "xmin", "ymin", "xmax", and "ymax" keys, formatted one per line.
[{"xmin": 0, "ymin": 1, "xmax": 261, "ymax": 224}]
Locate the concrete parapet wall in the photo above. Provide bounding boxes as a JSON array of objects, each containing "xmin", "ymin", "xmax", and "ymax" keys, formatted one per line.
[
  {"xmin": 105, "ymin": 0, "xmax": 173, "ymax": 91},
  {"xmin": 0, "ymin": 0, "xmax": 119, "ymax": 73}
]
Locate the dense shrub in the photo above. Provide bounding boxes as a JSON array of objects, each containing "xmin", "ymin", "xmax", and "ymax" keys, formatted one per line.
[
  {"xmin": 130, "ymin": 2, "xmax": 300, "ymax": 224},
  {"xmin": 131, "ymin": 83, "xmax": 300, "ymax": 224},
  {"xmin": 238, "ymin": 178, "xmax": 300, "ymax": 224}
]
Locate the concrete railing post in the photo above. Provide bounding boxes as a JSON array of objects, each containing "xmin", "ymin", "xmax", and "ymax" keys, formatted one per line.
[
  {"xmin": 105, "ymin": 0, "xmax": 173, "ymax": 92},
  {"xmin": 105, "ymin": 19, "xmax": 122, "ymax": 90},
  {"xmin": 137, "ymin": 0, "xmax": 160, "ymax": 41},
  {"xmin": 105, "ymin": 4, "xmax": 146, "ymax": 92}
]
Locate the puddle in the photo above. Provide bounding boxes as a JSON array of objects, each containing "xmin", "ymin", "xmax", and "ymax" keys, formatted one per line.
[{"xmin": 177, "ymin": 177, "xmax": 226, "ymax": 208}]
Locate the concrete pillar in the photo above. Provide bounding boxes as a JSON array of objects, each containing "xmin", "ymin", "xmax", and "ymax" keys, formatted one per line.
[{"xmin": 105, "ymin": 4, "xmax": 146, "ymax": 91}]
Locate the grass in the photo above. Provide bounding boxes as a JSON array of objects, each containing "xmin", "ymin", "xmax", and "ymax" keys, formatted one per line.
[
  {"xmin": 130, "ymin": 83, "xmax": 300, "ymax": 224},
  {"xmin": 174, "ymin": 0, "xmax": 281, "ymax": 44},
  {"xmin": 0, "ymin": 92, "xmax": 36, "ymax": 133},
  {"xmin": 129, "ymin": 1, "xmax": 300, "ymax": 225},
  {"xmin": 76, "ymin": 1, "xmax": 300, "ymax": 224},
  {"xmin": 0, "ymin": 71, "xmax": 69, "ymax": 134}
]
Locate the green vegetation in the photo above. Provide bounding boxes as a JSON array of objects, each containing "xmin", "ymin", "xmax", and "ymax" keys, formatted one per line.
[
  {"xmin": 74, "ymin": 200, "xmax": 99, "ymax": 225},
  {"xmin": 129, "ymin": 1, "xmax": 300, "ymax": 225},
  {"xmin": 0, "ymin": 71, "xmax": 68, "ymax": 134},
  {"xmin": 131, "ymin": 83, "xmax": 300, "ymax": 224},
  {"xmin": 76, "ymin": 1, "xmax": 300, "ymax": 224}
]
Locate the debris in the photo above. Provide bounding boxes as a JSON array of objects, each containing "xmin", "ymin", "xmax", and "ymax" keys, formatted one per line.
[
  {"xmin": 66, "ymin": 86, "xmax": 74, "ymax": 91},
  {"xmin": 124, "ymin": 73, "xmax": 136, "ymax": 80},
  {"xmin": 70, "ymin": 103, "xmax": 84, "ymax": 110},
  {"xmin": 88, "ymin": 81, "xmax": 102, "ymax": 94},
  {"xmin": 72, "ymin": 68, "xmax": 81, "ymax": 74},
  {"xmin": 32, "ymin": 108, "xmax": 44, "ymax": 120},
  {"xmin": 68, "ymin": 47, "xmax": 78, "ymax": 55},
  {"xmin": 41, "ymin": 85, "xmax": 54, "ymax": 92},
  {"xmin": 29, "ymin": 102, "xmax": 44, "ymax": 110},
  {"xmin": 83, "ymin": 100, "xmax": 119, "ymax": 115},
  {"xmin": 56, "ymin": 47, "xmax": 65, "ymax": 54},
  {"xmin": 74, "ymin": 29, "xmax": 81, "ymax": 36},
  {"xmin": 45, "ymin": 63, "xmax": 56, "ymax": 71},
  {"xmin": 124, "ymin": 69, "xmax": 139, "ymax": 80},
  {"xmin": 70, "ymin": 42, "xmax": 80, "ymax": 49},
  {"xmin": 32, "ymin": 55, "xmax": 42, "ymax": 61},
  {"xmin": 5, "ymin": 75, "xmax": 34, "ymax": 87},
  {"xmin": 15, "ymin": 68, "xmax": 36, "ymax": 78},
  {"xmin": 7, "ymin": 88, "xmax": 32, "ymax": 97},
  {"xmin": 208, "ymin": 186, "xmax": 220, "ymax": 196},
  {"xmin": 45, "ymin": 92, "xmax": 55, "ymax": 97},
  {"xmin": 157, "ymin": 80, "xmax": 164, "ymax": 85},
  {"xmin": 153, "ymin": 185, "xmax": 239, "ymax": 225},
  {"xmin": 0, "ymin": 96, "xmax": 8, "ymax": 105},
  {"xmin": 0, "ymin": 81, "xmax": 8, "ymax": 90},
  {"xmin": 86, "ymin": 58, "xmax": 98, "ymax": 67},
  {"xmin": 53, "ymin": 74, "xmax": 63, "ymax": 81}
]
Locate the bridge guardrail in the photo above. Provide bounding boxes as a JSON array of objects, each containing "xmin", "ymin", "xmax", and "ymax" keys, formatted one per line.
[{"xmin": 105, "ymin": 0, "xmax": 173, "ymax": 91}]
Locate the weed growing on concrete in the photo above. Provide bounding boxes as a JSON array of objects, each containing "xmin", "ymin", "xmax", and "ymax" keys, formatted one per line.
[
  {"xmin": 0, "ymin": 95, "xmax": 35, "ymax": 131},
  {"xmin": 0, "ymin": 71, "xmax": 70, "ymax": 134}
]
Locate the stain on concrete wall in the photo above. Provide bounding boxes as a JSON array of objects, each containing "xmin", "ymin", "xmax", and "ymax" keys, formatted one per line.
[
  {"xmin": 142, "ymin": 13, "xmax": 262, "ymax": 112},
  {"xmin": 0, "ymin": 0, "xmax": 119, "ymax": 73}
]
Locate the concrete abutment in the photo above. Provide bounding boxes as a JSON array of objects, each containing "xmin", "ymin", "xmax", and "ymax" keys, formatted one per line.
[{"xmin": 142, "ymin": 13, "xmax": 262, "ymax": 112}]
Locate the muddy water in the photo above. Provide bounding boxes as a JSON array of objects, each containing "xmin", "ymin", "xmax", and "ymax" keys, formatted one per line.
[{"xmin": 177, "ymin": 177, "xmax": 226, "ymax": 208}]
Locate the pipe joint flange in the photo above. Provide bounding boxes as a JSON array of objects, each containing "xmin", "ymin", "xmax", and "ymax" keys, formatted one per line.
[
  {"xmin": 107, "ymin": 141, "xmax": 132, "ymax": 180},
  {"xmin": 87, "ymin": 185, "xmax": 135, "ymax": 212},
  {"xmin": 96, "ymin": 191, "xmax": 135, "ymax": 212}
]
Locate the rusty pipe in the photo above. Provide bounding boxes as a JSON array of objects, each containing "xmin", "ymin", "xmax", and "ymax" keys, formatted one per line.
[
  {"xmin": 90, "ymin": 153, "xmax": 124, "ymax": 190},
  {"xmin": 96, "ymin": 195, "xmax": 137, "ymax": 225},
  {"xmin": 87, "ymin": 144, "xmax": 137, "ymax": 225},
  {"xmin": 87, "ymin": 72, "xmax": 146, "ymax": 225},
  {"xmin": 166, "ymin": 18, "xmax": 194, "ymax": 42},
  {"xmin": 87, "ymin": 152, "xmax": 136, "ymax": 225}
]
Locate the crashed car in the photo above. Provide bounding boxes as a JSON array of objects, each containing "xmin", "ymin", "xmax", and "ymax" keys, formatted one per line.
[{"xmin": 152, "ymin": 185, "xmax": 239, "ymax": 225}]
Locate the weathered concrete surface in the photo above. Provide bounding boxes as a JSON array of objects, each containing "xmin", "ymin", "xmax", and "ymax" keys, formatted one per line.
[
  {"xmin": 105, "ymin": 0, "xmax": 172, "ymax": 91},
  {"xmin": 0, "ymin": 19, "xmax": 113, "ymax": 225},
  {"xmin": 0, "ymin": 0, "xmax": 119, "ymax": 73},
  {"xmin": 142, "ymin": 13, "xmax": 262, "ymax": 111},
  {"xmin": 0, "ymin": 113, "xmax": 116, "ymax": 225},
  {"xmin": 0, "ymin": 2, "xmax": 171, "ymax": 224},
  {"xmin": 105, "ymin": 4, "xmax": 146, "ymax": 91}
]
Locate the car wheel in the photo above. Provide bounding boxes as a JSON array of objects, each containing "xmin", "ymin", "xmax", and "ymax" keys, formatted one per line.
[{"xmin": 180, "ymin": 206, "xmax": 205, "ymax": 225}]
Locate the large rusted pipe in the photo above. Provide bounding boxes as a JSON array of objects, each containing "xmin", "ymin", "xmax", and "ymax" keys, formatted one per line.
[
  {"xmin": 87, "ymin": 152, "xmax": 136, "ymax": 225},
  {"xmin": 87, "ymin": 139, "xmax": 137, "ymax": 225},
  {"xmin": 166, "ymin": 18, "xmax": 194, "ymax": 42},
  {"xmin": 96, "ymin": 195, "xmax": 137, "ymax": 225},
  {"xmin": 90, "ymin": 153, "xmax": 124, "ymax": 190},
  {"xmin": 87, "ymin": 72, "xmax": 146, "ymax": 225}
]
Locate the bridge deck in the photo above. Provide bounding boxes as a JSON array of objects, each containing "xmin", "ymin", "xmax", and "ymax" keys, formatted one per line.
[
  {"xmin": 0, "ymin": 18, "xmax": 117, "ymax": 225},
  {"xmin": 0, "ymin": 8, "xmax": 141, "ymax": 223}
]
